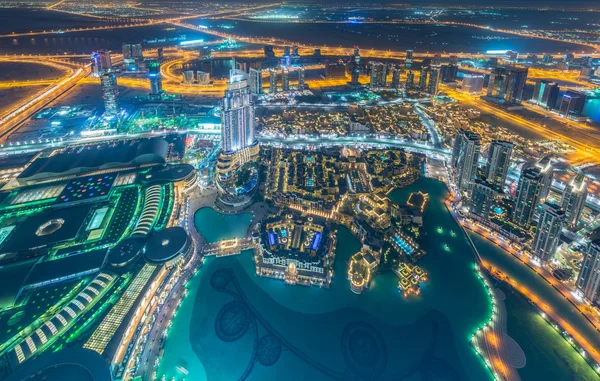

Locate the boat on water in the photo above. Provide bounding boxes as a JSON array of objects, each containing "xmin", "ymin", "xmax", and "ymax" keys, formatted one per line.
[
  {"xmin": 176, "ymin": 365, "xmax": 189, "ymax": 375},
  {"xmin": 450, "ymin": 230, "xmax": 456, "ymax": 237}
]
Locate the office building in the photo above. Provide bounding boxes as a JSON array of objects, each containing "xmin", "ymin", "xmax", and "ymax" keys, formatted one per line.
[
  {"xmin": 221, "ymin": 69, "xmax": 256, "ymax": 153},
  {"xmin": 419, "ymin": 66, "xmax": 429, "ymax": 91},
  {"xmin": 282, "ymin": 68, "xmax": 290, "ymax": 91},
  {"xmin": 536, "ymin": 156, "xmax": 554, "ymax": 202},
  {"xmin": 292, "ymin": 45, "xmax": 299, "ymax": 57},
  {"xmin": 313, "ymin": 48, "xmax": 321, "ymax": 57},
  {"xmin": 470, "ymin": 178, "xmax": 503, "ymax": 219},
  {"xmin": 542, "ymin": 54, "xmax": 553, "ymax": 63},
  {"xmin": 428, "ymin": 66, "xmax": 441, "ymax": 94},
  {"xmin": 298, "ymin": 67, "xmax": 305, "ymax": 90},
  {"xmin": 350, "ymin": 47, "xmax": 361, "ymax": 86},
  {"xmin": 563, "ymin": 53, "xmax": 575, "ymax": 64},
  {"xmin": 451, "ymin": 129, "xmax": 481, "ymax": 192},
  {"xmin": 560, "ymin": 90, "xmax": 587, "ymax": 117},
  {"xmin": 442, "ymin": 64, "xmax": 458, "ymax": 83},
  {"xmin": 91, "ymin": 50, "xmax": 111, "ymax": 77},
  {"xmin": 484, "ymin": 140, "xmax": 513, "ymax": 186},
  {"xmin": 157, "ymin": 47, "xmax": 164, "ymax": 61},
  {"xmin": 406, "ymin": 71, "xmax": 415, "ymax": 89},
  {"xmin": 576, "ymin": 238, "xmax": 600, "ymax": 304},
  {"xmin": 462, "ymin": 74, "xmax": 484, "ymax": 94},
  {"xmin": 248, "ymin": 68, "xmax": 262, "ymax": 95},
  {"xmin": 487, "ymin": 67, "xmax": 528, "ymax": 104},
  {"xmin": 122, "ymin": 42, "xmax": 143, "ymax": 71},
  {"xmin": 147, "ymin": 61, "xmax": 162, "ymax": 99},
  {"xmin": 532, "ymin": 80, "xmax": 560, "ymax": 108},
  {"xmin": 100, "ymin": 71, "xmax": 118, "ymax": 117},
  {"xmin": 513, "ymin": 166, "xmax": 544, "ymax": 226},
  {"xmin": 449, "ymin": 55, "xmax": 459, "ymax": 65},
  {"xmin": 283, "ymin": 46, "xmax": 291, "ymax": 57},
  {"xmin": 269, "ymin": 69, "xmax": 277, "ymax": 93},
  {"xmin": 182, "ymin": 70, "xmax": 195, "ymax": 85},
  {"xmin": 531, "ymin": 202, "xmax": 565, "ymax": 262},
  {"xmin": 369, "ymin": 62, "xmax": 387, "ymax": 89},
  {"xmin": 560, "ymin": 172, "xmax": 587, "ymax": 227},
  {"xmin": 390, "ymin": 65, "xmax": 401, "ymax": 90},
  {"xmin": 505, "ymin": 50, "xmax": 518, "ymax": 63}
]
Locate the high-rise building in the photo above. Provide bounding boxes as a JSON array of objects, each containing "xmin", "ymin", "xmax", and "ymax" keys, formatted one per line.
[
  {"xmin": 91, "ymin": 50, "xmax": 111, "ymax": 77},
  {"xmin": 369, "ymin": 62, "xmax": 387, "ymax": 89},
  {"xmin": 292, "ymin": 45, "xmax": 299, "ymax": 57},
  {"xmin": 504, "ymin": 67, "xmax": 528, "ymax": 104},
  {"xmin": 428, "ymin": 66, "xmax": 441, "ymax": 94},
  {"xmin": 281, "ymin": 68, "xmax": 290, "ymax": 91},
  {"xmin": 505, "ymin": 50, "xmax": 519, "ymax": 63},
  {"xmin": 264, "ymin": 45, "xmax": 275, "ymax": 58},
  {"xmin": 559, "ymin": 90, "xmax": 587, "ymax": 117},
  {"xmin": 542, "ymin": 54, "xmax": 553, "ymax": 63},
  {"xmin": 248, "ymin": 68, "xmax": 262, "ymax": 95},
  {"xmin": 563, "ymin": 53, "xmax": 575, "ymax": 64},
  {"xmin": 406, "ymin": 71, "xmax": 415, "ymax": 89},
  {"xmin": 535, "ymin": 156, "xmax": 553, "ymax": 202},
  {"xmin": 283, "ymin": 46, "xmax": 291, "ymax": 57},
  {"xmin": 451, "ymin": 129, "xmax": 481, "ymax": 192},
  {"xmin": 390, "ymin": 65, "xmax": 401, "ymax": 90},
  {"xmin": 269, "ymin": 69, "xmax": 277, "ymax": 93},
  {"xmin": 532, "ymin": 202, "xmax": 565, "ymax": 262},
  {"xmin": 432, "ymin": 53, "xmax": 442, "ymax": 66},
  {"xmin": 122, "ymin": 43, "xmax": 143, "ymax": 71},
  {"xmin": 182, "ymin": 70, "xmax": 195, "ymax": 85},
  {"xmin": 350, "ymin": 47, "xmax": 361, "ymax": 86},
  {"xmin": 325, "ymin": 63, "xmax": 346, "ymax": 79},
  {"xmin": 313, "ymin": 48, "xmax": 321, "ymax": 57},
  {"xmin": 532, "ymin": 80, "xmax": 560, "ymax": 108},
  {"xmin": 470, "ymin": 178, "xmax": 503, "ymax": 219},
  {"xmin": 100, "ymin": 71, "xmax": 118, "ymax": 116},
  {"xmin": 449, "ymin": 55, "xmax": 459, "ymax": 65},
  {"xmin": 441, "ymin": 64, "xmax": 458, "ymax": 83},
  {"xmin": 484, "ymin": 140, "xmax": 513, "ymax": 186},
  {"xmin": 157, "ymin": 47, "xmax": 164, "ymax": 61},
  {"xmin": 576, "ymin": 238, "xmax": 600, "ymax": 304},
  {"xmin": 405, "ymin": 50, "xmax": 414, "ymax": 67},
  {"xmin": 147, "ymin": 61, "xmax": 162, "ymax": 99},
  {"xmin": 419, "ymin": 66, "xmax": 429, "ymax": 91},
  {"xmin": 487, "ymin": 67, "xmax": 528, "ymax": 104},
  {"xmin": 221, "ymin": 69, "xmax": 256, "ymax": 153},
  {"xmin": 298, "ymin": 67, "xmax": 305, "ymax": 90},
  {"xmin": 513, "ymin": 166, "xmax": 544, "ymax": 226},
  {"xmin": 462, "ymin": 74, "xmax": 484, "ymax": 94},
  {"xmin": 561, "ymin": 172, "xmax": 587, "ymax": 227}
]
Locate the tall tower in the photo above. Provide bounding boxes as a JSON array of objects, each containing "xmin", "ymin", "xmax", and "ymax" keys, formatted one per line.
[
  {"xmin": 532, "ymin": 202, "xmax": 565, "ymax": 263},
  {"xmin": 504, "ymin": 67, "xmax": 528, "ymax": 104},
  {"xmin": 513, "ymin": 166, "xmax": 544, "ymax": 226},
  {"xmin": 249, "ymin": 68, "xmax": 262, "ymax": 95},
  {"xmin": 484, "ymin": 140, "xmax": 513, "ymax": 186},
  {"xmin": 419, "ymin": 66, "xmax": 429, "ymax": 91},
  {"xmin": 100, "ymin": 71, "xmax": 118, "ymax": 117},
  {"xmin": 451, "ymin": 129, "xmax": 481, "ymax": 192},
  {"xmin": 298, "ymin": 67, "xmax": 305, "ymax": 90},
  {"xmin": 390, "ymin": 65, "xmax": 401, "ymax": 90},
  {"xmin": 369, "ymin": 62, "xmax": 386, "ymax": 89},
  {"xmin": 351, "ymin": 47, "xmax": 361, "ymax": 86},
  {"xmin": 269, "ymin": 69, "xmax": 278, "ymax": 94},
  {"xmin": 406, "ymin": 71, "xmax": 415, "ymax": 89},
  {"xmin": 576, "ymin": 238, "xmax": 600, "ymax": 303},
  {"xmin": 148, "ymin": 60, "xmax": 162, "ymax": 100},
  {"xmin": 405, "ymin": 50, "xmax": 414, "ymax": 67},
  {"xmin": 91, "ymin": 49, "xmax": 111, "ymax": 77},
  {"xmin": 470, "ymin": 178, "xmax": 503, "ymax": 219},
  {"xmin": 535, "ymin": 156, "xmax": 553, "ymax": 202},
  {"xmin": 561, "ymin": 172, "xmax": 587, "ymax": 227},
  {"xmin": 281, "ymin": 67, "xmax": 290, "ymax": 91},
  {"xmin": 221, "ymin": 69, "xmax": 256, "ymax": 153},
  {"xmin": 428, "ymin": 66, "xmax": 441, "ymax": 94}
]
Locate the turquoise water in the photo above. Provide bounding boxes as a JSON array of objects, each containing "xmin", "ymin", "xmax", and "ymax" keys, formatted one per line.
[
  {"xmin": 158, "ymin": 178, "xmax": 493, "ymax": 380},
  {"xmin": 193, "ymin": 207, "xmax": 253, "ymax": 243}
]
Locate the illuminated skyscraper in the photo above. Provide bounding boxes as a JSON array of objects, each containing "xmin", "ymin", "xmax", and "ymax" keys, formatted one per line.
[
  {"xmin": 91, "ymin": 49, "xmax": 111, "ymax": 77},
  {"xmin": 451, "ymin": 129, "xmax": 481, "ymax": 192},
  {"xmin": 462, "ymin": 74, "xmax": 484, "ymax": 94},
  {"xmin": 513, "ymin": 166, "xmax": 544, "ymax": 226},
  {"xmin": 576, "ymin": 238, "xmax": 600, "ymax": 303},
  {"xmin": 298, "ymin": 67, "xmax": 305, "ymax": 90},
  {"xmin": 532, "ymin": 80, "xmax": 559, "ymax": 108},
  {"xmin": 369, "ymin": 62, "xmax": 386, "ymax": 89},
  {"xmin": 470, "ymin": 178, "xmax": 503, "ymax": 219},
  {"xmin": 419, "ymin": 66, "xmax": 429, "ymax": 91},
  {"xmin": 535, "ymin": 156, "xmax": 554, "ymax": 201},
  {"xmin": 405, "ymin": 50, "xmax": 414, "ymax": 67},
  {"xmin": 350, "ymin": 47, "xmax": 361, "ymax": 86},
  {"xmin": 147, "ymin": 60, "xmax": 162, "ymax": 100},
  {"xmin": 559, "ymin": 90, "xmax": 586, "ymax": 117},
  {"xmin": 283, "ymin": 46, "xmax": 291, "ymax": 57},
  {"xmin": 504, "ymin": 67, "xmax": 528, "ymax": 104},
  {"xmin": 221, "ymin": 69, "xmax": 256, "ymax": 153},
  {"xmin": 390, "ymin": 65, "xmax": 401, "ymax": 90},
  {"xmin": 248, "ymin": 68, "xmax": 262, "ymax": 95},
  {"xmin": 282, "ymin": 67, "xmax": 290, "ymax": 91},
  {"xmin": 122, "ymin": 42, "xmax": 143, "ymax": 71},
  {"xmin": 428, "ymin": 66, "xmax": 441, "ymax": 94},
  {"xmin": 532, "ymin": 202, "xmax": 565, "ymax": 262},
  {"xmin": 560, "ymin": 172, "xmax": 587, "ymax": 227},
  {"xmin": 406, "ymin": 71, "xmax": 415, "ymax": 89},
  {"xmin": 100, "ymin": 71, "xmax": 118, "ymax": 116},
  {"xmin": 484, "ymin": 140, "xmax": 513, "ymax": 186},
  {"xmin": 269, "ymin": 69, "xmax": 277, "ymax": 93}
]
